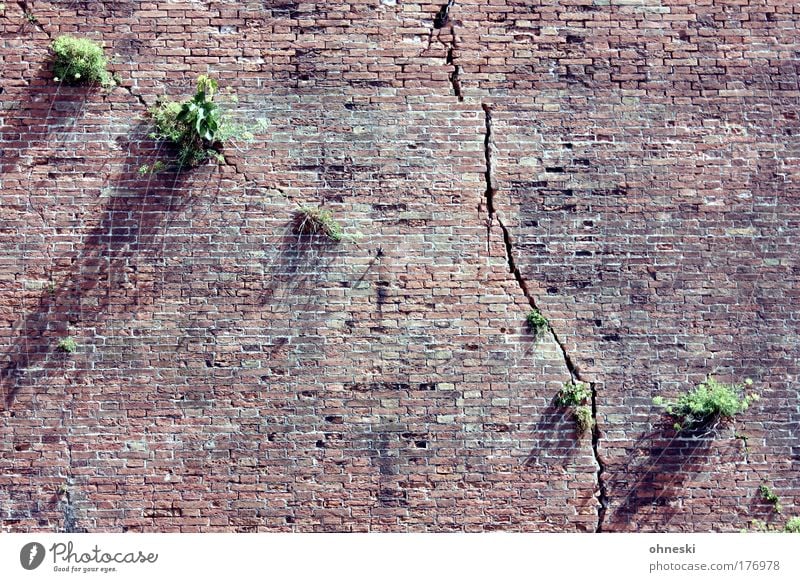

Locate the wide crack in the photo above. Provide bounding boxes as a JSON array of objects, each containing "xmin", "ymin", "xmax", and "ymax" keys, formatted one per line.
[
  {"xmin": 482, "ymin": 103, "xmax": 608, "ymax": 532},
  {"xmin": 430, "ymin": 1, "xmax": 463, "ymax": 101}
]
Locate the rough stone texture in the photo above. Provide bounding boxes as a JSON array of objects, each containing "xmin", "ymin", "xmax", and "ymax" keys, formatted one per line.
[{"xmin": 0, "ymin": 0, "xmax": 798, "ymax": 532}]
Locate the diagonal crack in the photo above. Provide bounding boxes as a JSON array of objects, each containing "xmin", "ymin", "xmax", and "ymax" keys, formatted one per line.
[
  {"xmin": 17, "ymin": 1, "xmax": 51, "ymax": 37},
  {"xmin": 482, "ymin": 103, "xmax": 608, "ymax": 532}
]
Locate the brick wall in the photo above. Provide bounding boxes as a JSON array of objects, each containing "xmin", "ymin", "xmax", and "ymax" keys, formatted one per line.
[{"xmin": 0, "ymin": 0, "xmax": 797, "ymax": 532}]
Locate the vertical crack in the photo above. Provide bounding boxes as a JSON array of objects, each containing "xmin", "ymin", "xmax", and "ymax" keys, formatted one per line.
[
  {"xmin": 482, "ymin": 103, "xmax": 608, "ymax": 532},
  {"xmin": 60, "ymin": 439, "xmax": 79, "ymax": 532},
  {"xmin": 446, "ymin": 47, "xmax": 463, "ymax": 102},
  {"xmin": 430, "ymin": 1, "xmax": 463, "ymax": 101},
  {"xmin": 433, "ymin": 0, "xmax": 455, "ymax": 29}
]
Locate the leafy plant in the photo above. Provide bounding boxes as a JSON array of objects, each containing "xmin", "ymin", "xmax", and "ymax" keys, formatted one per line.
[
  {"xmin": 526, "ymin": 308, "xmax": 548, "ymax": 337},
  {"xmin": 759, "ymin": 484, "xmax": 782, "ymax": 514},
  {"xmin": 147, "ymin": 75, "xmax": 251, "ymax": 168},
  {"xmin": 56, "ymin": 337, "xmax": 78, "ymax": 354},
  {"xmin": 51, "ymin": 35, "xmax": 113, "ymax": 87},
  {"xmin": 556, "ymin": 381, "xmax": 593, "ymax": 435},
  {"xmin": 785, "ymin": 517, "xmax": 800, "ymax": 533},
  {"xmin": 293, "ymin": 206, "xmax": 344, "ymax": 242},
  {"xmin": 652, "ymin": 377, "xmax": 758, "ymax": 435}
]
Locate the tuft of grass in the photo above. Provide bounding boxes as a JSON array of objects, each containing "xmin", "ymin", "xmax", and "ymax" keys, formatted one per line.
[
  {"xmin": 51, "ymin": 35, "xmax": 113, "ymax": 87},
  {"xmin": 785, "ymin": 517, "xmax": 800, "ymax": 533},
  {"xmin": 652, "ymin": 377, "xmax": 758, "ymax": 435},
  {"xmin": 526, "ymin": 308, "xmax": 548, "ymax": 337},
  {"xmin": 56, "ymin": 337, "xmax": 78, "ymax": 354},
  {"xmin": 293, "ymin": 206, "xmax": 344, "ymax": 242},
  {"xmin": 556, "ymin": 381, "xmax": 594, "ymax": 435}
]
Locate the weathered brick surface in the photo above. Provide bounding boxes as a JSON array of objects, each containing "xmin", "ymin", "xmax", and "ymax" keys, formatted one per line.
[{"xmin": 0, "ymin": 0, "xmax": 797, "ymax": 532}]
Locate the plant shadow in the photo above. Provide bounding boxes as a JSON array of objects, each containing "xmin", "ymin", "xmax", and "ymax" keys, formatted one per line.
[
  {"xmin": 1, "ymin": 117, "xmax": 215, "ymax": 409},
  {"xmin": 604, "ymin": 420, "xmax": 715, "ymax": 530}
]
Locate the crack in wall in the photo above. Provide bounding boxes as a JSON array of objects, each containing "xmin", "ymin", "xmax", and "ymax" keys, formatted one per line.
[
  {"xmin": 60, "ymin": 439, "xmax": 79, "ymax": 532},
  {"xmin": 481, "ymin": 103, "xmax": 608, "ymax": 532},
  {"xmin": 430, "ymin": 1, "xmax": 462, "ymax": 101}
]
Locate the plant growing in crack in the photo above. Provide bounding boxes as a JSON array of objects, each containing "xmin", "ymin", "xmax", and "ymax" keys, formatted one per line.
[
  {"xmin": 759, "ymin": 484, "xmax": 782, "ymax": 514},
  {"xmin": 652, "ymin": 377, "xmax": 758, "ymax": 437},
  {"xmin": 51, "ymin": 35, "xmax": 114, "ymax": 88},
  {"xmin": 786, "ymin": 517, "xmax": 800, "ymax": 533},
  {"xmin": 526, "ymin": 308, "xmax": 548, "ymax": 338},
  {"xmin": 56, "ymin": 337, "xmax": 78, "ymax": 354},
  {"xmin": 147, "ymin": 75, "xmax": 261, "ymax": 169},
  {"xmin": 556, "ymin": 380, "xmax": 593, "ymax": 435},
  {"xmin": 292, "ymin": 206, "xmax": 344, "ymax": 242}
]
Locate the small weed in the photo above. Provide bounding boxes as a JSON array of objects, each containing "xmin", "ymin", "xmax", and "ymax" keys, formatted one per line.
[
  {"xmin": 25, "ymin": 11, "xmax": 37, "ymax": 23},
  {"xmin": 56, "ymin": 337, "xmax": 78, "ymax": 354},
  {"xmin": 293, "ymin": 206, "xmax": 344, "ymax": 242},
  {"xmin": 785, "ymin": 517, "xmax": 800, "ymax": 533},
  {"xmin": 652, "ymin": 377, "xmax": 758, "ymax": 436},
  {"xmin": 138, "ymin": 161, "xmax": 166, "ymax": 176},
  {"xmin": 556, "ymin": 381, "xmax": 593, "ymax": 435},
  {"xmin": 51, "ymin": 35, "xmax": 113, "ymax": 87},
  {"xmin": 526, "ymin": 308, "xmax": 548, "ymax": 337},
  {"xmin": 759, "ymin": 484, "xmax": 782, "ymax": 513}
]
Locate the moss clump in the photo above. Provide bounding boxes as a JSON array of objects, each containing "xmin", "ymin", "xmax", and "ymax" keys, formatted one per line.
[
  {"xmin": 51, "ymin": 35, "xmax": 112, "ymax": 87},
  {"xmin": 56, "ymin": 337, "xmax": 78, "ymax": 354}
]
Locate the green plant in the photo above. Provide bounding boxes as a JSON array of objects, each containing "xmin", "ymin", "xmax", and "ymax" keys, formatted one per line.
[
  {"xmin": 25, "ymin": 11, "xmax": 37, "ymax": 23},
  {"xmin": 51, "ymin": 35, "xmax": 112, "ymax": 87},
  {"xmin": 652, "ymin": 377, "xmax": 758, "ymax": 435},
  {"xmin": 785, "ymin": 517, "xmax": 800, "ymax": 533},
  {"xmin": 56, "ymin": 337, "xmax": 78, "ymax": 354},
  {"xmin": 293, "ymin": 206, "xmax": 344, "ymax": 242},
  {"xmin": 526, "ymin": 308, "xmax": 548, "ymax": 337},
  {"xmin": 556, "ymin": 380, "xmax": 593, "ymax": 435},
  {"xmin": 573, "ymin": 404, "xmax": 594, "ymax": 434},
  {"xmin": 148, "ymin": 75, "xmax": 252, "ymax": 168},
  {"xmin": 759, "ymin": 484, "xmax": 782, "ymax": 513}
]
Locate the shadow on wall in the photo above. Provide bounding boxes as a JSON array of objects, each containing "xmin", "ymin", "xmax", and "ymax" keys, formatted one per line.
[
  {"xmin": 604, "ymin": 422, "xmax": 716, "ymax": 530},
  {"xmin": 0, "ymin": 110, "xmax": 219, "ymax": 409},
  {"xmin": 0, "ymin": 63, "xmax": 97, "ymax": 180},
  {"xmin": 523, "ymin": 394, "xmax": 587, "ymax": 467}
]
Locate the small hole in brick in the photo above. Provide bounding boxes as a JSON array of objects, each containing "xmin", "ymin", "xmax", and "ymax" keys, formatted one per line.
[
  {"xmin": 315, "ymin": 440, "xmax": 325, "ymax": 448},
  {"xmin": 415, "ymin": 440, "xmax": 428, "ymax": 448}
]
